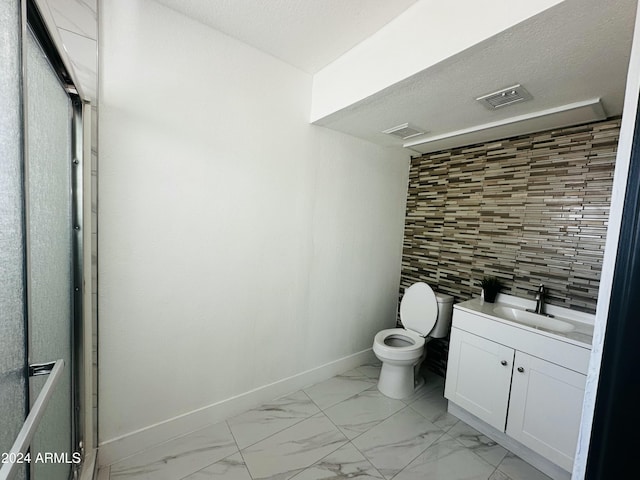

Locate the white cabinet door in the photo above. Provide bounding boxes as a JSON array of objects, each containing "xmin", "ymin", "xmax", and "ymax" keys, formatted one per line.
[
  {"xmin": 507, "ymin": 351, "xmax": 587, "ymax": 472},
  {"xmin": 445, "ymin": 328, "xmax": 514, "ymax": 431}
]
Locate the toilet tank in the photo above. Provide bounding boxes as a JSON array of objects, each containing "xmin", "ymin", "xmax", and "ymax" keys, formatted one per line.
[{"xmin": 430, "ymin": 293, "xmax": 454, "ymax": 338}]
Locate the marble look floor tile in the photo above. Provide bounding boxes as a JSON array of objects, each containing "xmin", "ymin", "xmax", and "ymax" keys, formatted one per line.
[
  {"xmin": 228, "ymin": 390, "xmax": 321, "ymax": 449},
  {"xmin": 323, "ymin": 389, "xmax": 406, "ymax": 440},
  {"xmin": 352, "ymin": 406, "xmax": 445, "ymax": 478},
  {"xmin": 180, "ymin": 452, "xmax": 251, "ymax": 480},
  {"xmin": 290, "ymin": 443, "xmax": 384, "ymax": 480},
  {"xmin": 109, "ymin": 422, "xmax": 238, "ymax": 480},
  {"xmin": 408, "ymin": 388, "xmax": 459, "ymax": 431},
  {"xmin": 241, "ymin": 413, "xmax": 347, "ymax": 480},
  {"xmin": 489, "ymin": 470, "xmax": 513, "ymax": 480},
  {"xmin": 396, "ymin": 385, "xmax": 429, "ymax": 406},
  {"xmin": 304, "ymin": 369, "xmax": 376, "ymax": 410},
  {"xmin": 447, "ymin": 421, "xmax": 509, "ymax": 467},
  {"xmin": 398, "ymin": 372, "xmax": 445, "ymax": 405},
  {"xmin": 103, "ymin": 366, "xmax": 549, "ymax": 480},
  {"xmin": 356, "ymin": 364, "xmax": 381, "ymax": 380},
  {"xmin": 392, "ymin": 434, "xmax": 496, "ymax": 480},
  {"xmin": 496, "ymin": 453, "xmax": 552, "ymax": 480}
]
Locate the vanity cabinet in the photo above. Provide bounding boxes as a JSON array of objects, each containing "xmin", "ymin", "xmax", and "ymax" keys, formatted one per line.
[
  {"xmin": 445, "ymin": 307, "xmax": 590, "ymax": 474},
  {"xmin": 444, "ymin": 328, "xmax": 514, "ymax": 431},
  {"xmin": 507, "ymin": 351, "xmax": 586, "ymax": 472}
]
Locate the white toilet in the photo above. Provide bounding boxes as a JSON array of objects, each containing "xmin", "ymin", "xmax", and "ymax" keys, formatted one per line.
[{"xmin": 373, "ymin": 282, "xmax": 453, "ymax": 399}]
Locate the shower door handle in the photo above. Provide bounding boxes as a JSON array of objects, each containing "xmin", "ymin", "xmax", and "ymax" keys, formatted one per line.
[
  {"xmin": 29, "ymin": 361, "xmax": 57, "ymax": 377},
  {"xmin": 0, "ymin": 359, "xmax": 64, "ymax": 480}
]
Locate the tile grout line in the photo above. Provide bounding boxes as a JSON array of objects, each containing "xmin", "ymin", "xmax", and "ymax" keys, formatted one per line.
[
  {"xmin": 226, "ymin": 392, "xmax": 351, "ymax": 480},
  {"xmin": 304, "ymin": 379, "xmax": 378, "ymax": 412},
  {"xmin": 229, "ymin": 391, "xmax": 323, "ymax": 452},
  {"xmin": 348, "ymin": 403, "xmax": 450, "ymax": 480},
  {"xmin": 105, "ymin": 418, "xmax": 234, "ymax": 470},
  {"xmin": 224, "ymin": 419, "xmax": 256, "ymax": 480},
  {"xmin": 284, "ymin": 436, "xmax": 378, "ymax": 480},
  {"xmin": 174, "ymin": 449, "xmax": 241, "ymax": 480},
  {"xmin": 386, "ymin": 430, "xmax": 450, "ymax": 480},
  {"xmin": 234, "ymin": 374, "xmax": 380, "ymax": 480},
  {"xmin": 444, "ymin": 422, "xmax": 534, "ymax": 480},
  {"xmin": 255, "ymin": 409, "xmax": 350, "ymax": 480}
]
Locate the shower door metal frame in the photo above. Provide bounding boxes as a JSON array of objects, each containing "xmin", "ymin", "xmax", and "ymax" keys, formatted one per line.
[{"xmin": 19, "ymin": 0, "xmax": 85, "ymax": 477}]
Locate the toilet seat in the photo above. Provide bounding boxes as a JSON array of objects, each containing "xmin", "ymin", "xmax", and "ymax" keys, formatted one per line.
[
  {"xmin": 373, "ymin": 328, "xmax": 425, "ymax": 361},
  {"xmin": 400, "ymin": 282, "xmax": 439, "ymax": 336}
]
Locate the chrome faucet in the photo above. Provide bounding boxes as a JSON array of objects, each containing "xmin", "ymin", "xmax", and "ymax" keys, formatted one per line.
[
  {"xmin": 527, "ymin": 284, "xmax": 547, "ymax": 315},
  {"xmin": 534, "ymin": 284, "xmax": 545, "ymax": 314}
]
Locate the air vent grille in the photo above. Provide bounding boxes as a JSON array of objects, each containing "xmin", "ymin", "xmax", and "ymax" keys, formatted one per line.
[
  {"xmin": 382, "ymin": 123, "xmax": 425, "ymax": 139},
  {"xmin": 477, "ymin": 84, "xmax": 532, "ymax": 110}
]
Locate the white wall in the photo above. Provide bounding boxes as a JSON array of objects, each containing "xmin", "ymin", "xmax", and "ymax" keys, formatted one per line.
[{"xmin": 98, "ymin": 0, "xmax": 409, "ymax": 456}]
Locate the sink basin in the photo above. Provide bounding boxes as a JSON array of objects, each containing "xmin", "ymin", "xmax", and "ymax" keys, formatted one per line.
[{"xmin": 492, "ymin": 306, "xmax": 576, "ymax": 333}]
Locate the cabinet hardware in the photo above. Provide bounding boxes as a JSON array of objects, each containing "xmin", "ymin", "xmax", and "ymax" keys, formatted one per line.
[
  {"xmin": 501, "ymin": 360, "xmax": 508, "ymax": 366},
  {"xmin": 517, "ymin": 367, "xmax": 525, "ymax": 373}
]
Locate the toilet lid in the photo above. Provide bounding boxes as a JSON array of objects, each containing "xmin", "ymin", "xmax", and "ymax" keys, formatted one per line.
[{"xmin": 400, "ymin": 282, "xmax": 438, "ymax": 336}]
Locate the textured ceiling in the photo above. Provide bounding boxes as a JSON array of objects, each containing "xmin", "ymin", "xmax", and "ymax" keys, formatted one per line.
[
  {"xmin": 153, "ymin": 0, "xmax": 418, "ymax": 73},
  {"xmin": 316, "ymin": 0, "xmax": 637, "ymax": 150}
]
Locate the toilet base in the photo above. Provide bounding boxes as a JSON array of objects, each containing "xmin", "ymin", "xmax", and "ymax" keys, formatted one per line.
[{"xmin": 377, "ymin": 362, "xmax": 423, "ymax": 399}]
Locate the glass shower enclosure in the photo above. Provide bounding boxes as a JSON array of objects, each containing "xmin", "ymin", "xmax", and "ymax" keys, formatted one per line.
[{"xmin": 0, "ymin": 1, "xmax": 85, "ymax": 479}]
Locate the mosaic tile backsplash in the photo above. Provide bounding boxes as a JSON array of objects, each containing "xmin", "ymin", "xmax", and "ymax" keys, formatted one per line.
[
  {"xmin": 399, "ymin": 118, "xmax": 619, "ymax": 375},
  {"xmin": 401, "ymin": 118, "xmax": 619, "ymax": 313}
]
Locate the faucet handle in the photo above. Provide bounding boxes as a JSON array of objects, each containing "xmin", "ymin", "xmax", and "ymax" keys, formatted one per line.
[{"xmin": 537, "ymin": 283, "xmax": 545, "ymax": 293}]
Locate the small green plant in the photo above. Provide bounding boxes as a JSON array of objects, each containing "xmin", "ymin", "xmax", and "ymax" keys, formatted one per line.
[{"xmin": 481, "ymin": 276, "xmax": 503, "ymax": 303}]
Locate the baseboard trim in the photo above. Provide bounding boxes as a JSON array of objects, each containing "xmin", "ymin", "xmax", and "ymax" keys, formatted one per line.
[
  {"xmin": 448, "ymin": 403, "xmax": 571, "ymax": 480},
  {"xmin": 98, "ymin": 348, "xmax": 376, "ymax": 466}
]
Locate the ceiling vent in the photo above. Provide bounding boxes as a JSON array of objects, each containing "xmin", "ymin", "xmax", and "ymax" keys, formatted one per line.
[
  {"xmin": 476, "ymin": 84, "xmax": 532, "ymax": 110},
  {"xmin": 382, "ymin": 123, "xmax": 425, "ymax": 139}
]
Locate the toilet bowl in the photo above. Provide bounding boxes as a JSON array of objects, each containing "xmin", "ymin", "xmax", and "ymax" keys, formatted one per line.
[{"xmin": 373, "ymin": 282, "xmax": 453, "ymax": 399}]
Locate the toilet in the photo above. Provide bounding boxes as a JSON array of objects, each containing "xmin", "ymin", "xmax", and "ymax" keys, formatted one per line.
[{"xmin": 373, "ymin": 282, "xmax": 453, "ymax": 399}]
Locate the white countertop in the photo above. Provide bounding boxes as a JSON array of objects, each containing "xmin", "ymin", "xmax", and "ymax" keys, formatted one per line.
[{"xmin": 454, "ymin": 294, "xmax": 594, "ymax": 349}]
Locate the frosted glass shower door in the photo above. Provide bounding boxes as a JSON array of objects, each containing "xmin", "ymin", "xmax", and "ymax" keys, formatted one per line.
[
  {"xmin": 0, "ymin": 1, "xmax": 28, "ymax": 480},
  {"xmin": 25, "ymin": 28, "xmax": 75, "ymax": 480}
]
